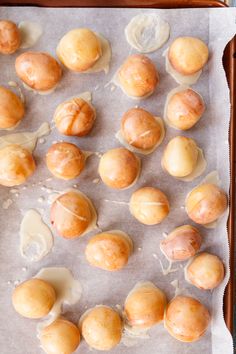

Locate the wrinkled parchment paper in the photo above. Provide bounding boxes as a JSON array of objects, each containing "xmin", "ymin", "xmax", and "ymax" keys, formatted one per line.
[{"xmin": 0, "ymin": 7, "xmax": 235, "ymax": 354}]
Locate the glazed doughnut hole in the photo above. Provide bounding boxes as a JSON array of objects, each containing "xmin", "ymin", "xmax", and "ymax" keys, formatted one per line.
[
  {"xmin": 0, "ymin": 86, "xmax": 25, "ymax": 130},
  {"xmin": 46, "ymin": 142, "xmax": 85, "ymax": 180},
  {"xmin": 168, "ymin": 37, "xmax": 209, "ymax": 76},
  {"xmin": 185, "ymin": 252, "xmax": 225, "ymax": 290},
  {"xmin": 50, "ymin": 190, "xmax": 97, "ymax": 239},
  {"xmin": 118, "ymin": 54, "xmax": 159, "ymax": 98},
  {"xmin": 129, "ymin": 187, "xmax": 170, "ymax": 225},
  {"xmin": 162, "ymin": 136, "xmax": 202, "ymax": 179},
  {"xmin": 124, "ymin": 282, "xmax": 167, "ymax": 329},
  {"xmin": 164, "ymin": 296, "xmax": 210, "ymax": 342},
  {"xmin": 0, "ymin": 20, "xmax": 21, "ymax": 54},
  {"xmin": 119, "ymin": 107, "xmax": 165, "ymax": 153},
  {"xmin": 185, "ymin": 183, "xmax": 228, "ymax": 225},
  {"xmin": 160, "ymin": 225, "xmax": 202, "ymax": 262},
  {"xmin": 54, "ymin": 97, "xmax": 96, "ymax": 137},
  {"xmin": 98, "ymin": 147, "xmax": 140, "ymax": 189},
  {"xmin": 39, "ymin": 318, "xmax": 81, "ymax": 354},
  {"xmin": 166, "ymin": 88, "xmax": 205, "ymax": 130},
  {"xmin": 0, "ymin": 144, "xmax": 36, "ymax": 187},
  {"xmin": 80, "ymin": 306, "xmax": 122, "ymax": 351},
  {"xmin": 85, "ymin": 230, "xmax": 133, "ymax": 271},
  {"xmin": 56, "ymin": 28, "xmax": 102, "ymax": 72},
  {"xmin": 15, "ymin": 51, "xmax": 62, "ymax": 92},
  {"xmin": 12, "ymin": 278, "xmax": 56, "ymax": 319}
]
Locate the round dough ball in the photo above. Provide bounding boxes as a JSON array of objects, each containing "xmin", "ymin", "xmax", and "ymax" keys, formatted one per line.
[
  {"xmin": 56, "ymin": 28, "xmax": 102, "ymax": 72},
  {"xmin": 124, "ymin": 283, "xmax": 166, "ymax": 329},
  {"xmin": 98, "ymin": 147, "xmax": 140, "ymax": 189},
  {"xmin": 168, "ymin": 37, "xmax": 209, "ymax": 75},
  {"xmin": 0, "ymin": 144, "xmax": 36, "ymax": 187},
  {"xmin": 40, "ymin": 318, "xmax": 81, "ymax": 354},
  {"xmin": 121, "ymin": 108, "xmax": 163, "ymax": 150},
  {"xmin": 0, "ymin": 86, "xmax": 25, "ymax": 129},
  {"xmin": 162, "ymin": 136, "xmax": 198, "ymax": 178},
  {"xmin": 186, "ymin": 252, "xmax": 224, "ymax": 290},
  {"xmin": 185, "ymin": 183, "xmax": 228, "ymax": 225},
  {"xmin": 12, "ymin": 278, "xmax": 56, "ymax": 319},
  {"xmin": 50, "ymin": 190, "xmax": 94, "ymax": 239},
  {"xmin": 15, "ymin": 51, "xmax": 62, "ymax": 92},
  {"xmin": 166, "ymin": 88, "xmax": 205, "ymax": 130},
  {"xmin": 160, "ymin": 225, "xmax": 202, "ymax": 262},
  {"xmin": 0, "ymin": 20, "xmax": 21, "ymax": 54},
  {"xmin": 81, "ymin": 306, "xmax": 122, "ymax": 351},
  {"xmin": 85, "ymin": 231, "xmax": 133, "ymax": 271},
  {"xmin": 129, "ymin": 187, "xmax": 170, "ymax": 225},
  {"xmin": 118, "ymin": 54, "xmax": 159, "ymax": 98},
  {"xmin": 164, "ymin": 296, "xmax": 210, "ymax": 342},
  {"xmin": 54, "ymin": 97, "xmax": 95, "ymax": 137},
  {"xmin": 46, "ymin": 142, "xmax": 85, "ymax": 180}
]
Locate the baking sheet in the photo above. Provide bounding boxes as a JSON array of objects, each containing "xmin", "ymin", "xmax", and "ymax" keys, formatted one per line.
[{"xmin": 0, "ymin": 6, "xmax": 235, "ymax": 354}]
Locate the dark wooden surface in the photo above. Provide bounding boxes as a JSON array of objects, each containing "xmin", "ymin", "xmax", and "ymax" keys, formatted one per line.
[{"xmin": 0, "ymin": 0, "xmax": 228, "ymax": 7}]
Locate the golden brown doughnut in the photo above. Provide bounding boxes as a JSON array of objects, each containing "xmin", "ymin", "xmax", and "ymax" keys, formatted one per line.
[
  {"xmin": 85, "ymin": 231, "xmax": 133, "ymax": 271},
  {"xmin": 166, "ymin": 88, "xmax": 205, "ymax": 130},
  {"xmin": 129, "ymin": 187, "xmax": 170, "ymax": 225},
  {"xmin": 186, "ymin": 252, "xmax": 225, "ymax": 290},
  {"xmin": 185, "ymin": 183, "xmax": 228, "ymax": 224},
  {"xmin": 56, "ymin": 28, "xmax": 102, "ymax": 72},
  {"xmin": 121, "ymin": 108, "xmax": 163, "ymax": 151},
  {"xmin": 162, "ymin": 136, "xmax": 199, "ymax": 178},
  {"xmin": 168, "ymin": 37, "xmax": 209, "ymax": 75},
  {"xmin": 80, "ymin": 306, "xmax": 122, "ymax": 351},
  {"xmin": 165, "ymin": 296, "xmax": 210, "ymax": 342},
  {"xmin": 0, "ymin": 86, "xmax": 25, "ymax": 129},
  {"xmin": 54, "ymin": 97, "xmax": 95, "ymax": 137},
  {"xmin": 98, "ymin": 147, "xmax": 140, "ymax": 189},
  {"xmin": 124, "ymin": 282, "xmax": 166, "ymax": 329},
  {"xmin": 12, "ymin": 278, "xmax": 56, "ymax": 319},
  {"xmin": 160, "ymin": 225, "xmax": 202, "ymax": 261},
  {"xmin": 0, "ymin": 144, "xmax": 36, "ymax": 186},
  {"xmin": 15, "ymin": 51, "xmax": 62, "ymax": 92},
  {"xmin": 0, "ymin": 20, "xmax": 21, "ymax": 54},
  {"xmin": 118, "ymin": 54, "xmax": 159, "ymax": 98},
  {"xmin": 46, "ymin": 142, "xmax": 85, "ymax": 180},
  {"xmin": 50, "ymin": 190, "xmax": 95, "ymax": 239},
  {"xmin": 40, "ymin": 318, "xmax": 81, "ymax": 354}
]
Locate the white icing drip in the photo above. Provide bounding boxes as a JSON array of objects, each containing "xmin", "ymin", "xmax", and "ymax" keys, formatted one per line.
[
  {"xmin": 20, "ymin": 209, "xmax": 53, "ymax": 262},
  {"xmin": 200, "ymin": 170, "xmax": 221, "ymax": 186},
  {"xmin": 125, "ymin": 14, "xmax": 170, "ymax": 53},
  {"xmin": 2, "ymin": 198, "xmax": 13, "ymax": 209},
  {"xmin": 83, "ymin": 34, "xmax": 111, "ymax": 74},
  {"xmin": 8, "ymin": 81, "xmax": 25, "ymax": 103},
  {"xmin": 163, "ymin": 48, "xmax": 202, "ymax": 85},
  {"xmin": 18, "ymin": 21, "xmax": 43, "ymax": 49},
  {"xmin": 23, "ymin": 82, "xmax": 57, "ymax": 95},
  {"xmin": 0, "ymin": 122, "xmax": 51, "ymax": 152},
  {"xmin": 171, "ymin": 279, "xmax": 184, "ymax": 297},
  {"xmin": 36, "ymin": 267, "xmax": 82, "ymax": 331},
  {"xmin": 159, "ymin": 259, "xmax": 178, "ymax": 276},
  {"xmin": 116, "ymin": 116, "xmax": 165, "ymax": 155},
  {"xmin": 76, "ymin": 91, "xmax": 92, "ymax": 102}
]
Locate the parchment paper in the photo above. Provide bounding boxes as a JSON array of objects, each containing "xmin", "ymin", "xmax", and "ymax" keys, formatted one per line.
[{"xmin": 0, "ymin": 7, "xmax": 235, "ymax": 354}]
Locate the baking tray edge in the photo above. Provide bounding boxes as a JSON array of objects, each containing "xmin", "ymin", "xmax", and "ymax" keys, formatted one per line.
[{"xmin": 0, "ymin": 0, "xmax": 235, "ymax": 334}]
